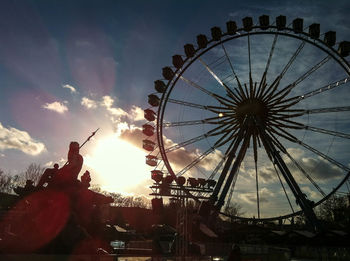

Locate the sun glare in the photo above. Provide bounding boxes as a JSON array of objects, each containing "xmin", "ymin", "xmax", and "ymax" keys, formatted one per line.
[{"xmin": 84, "ymin": 134, "xmax": 151, "ymax": 194}]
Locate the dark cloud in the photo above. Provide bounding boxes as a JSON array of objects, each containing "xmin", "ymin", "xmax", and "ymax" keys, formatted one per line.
[
  {"xmin": 258, "ymin": 166, "xmax": 278, "ymax": 184},
  {"xmin": 119, "ymin": 127, "xmax": 143, "ymax": 149},
  {"xmin": 256, "ymin": 148, "xmax": 345, "ymax": 185}
]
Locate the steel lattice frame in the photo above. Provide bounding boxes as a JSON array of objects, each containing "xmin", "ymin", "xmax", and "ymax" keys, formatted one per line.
[{"xmin": 145, "ymin": 15, "xmax": 350, "ymax": 225}]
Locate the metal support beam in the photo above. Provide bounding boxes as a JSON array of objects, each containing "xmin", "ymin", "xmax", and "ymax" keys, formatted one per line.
[{"xmin": 260, "ymin": 129, "xmax": 321, "ymax": 231}]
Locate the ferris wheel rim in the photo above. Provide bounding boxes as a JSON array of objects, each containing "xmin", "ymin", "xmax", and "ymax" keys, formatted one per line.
[{"xmin": 149, "ymin": 16, "xmax": 350, "ymax": 222}]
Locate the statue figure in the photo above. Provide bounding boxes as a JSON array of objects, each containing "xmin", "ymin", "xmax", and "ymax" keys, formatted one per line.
[
  {"xmin": 53, "ymin": 141, "xmax": 83, "ymax": 186},
  {"xmin": 7, "ymin": 130, "xmax": 116, "ymax": 255},
  {"xmin": 13, "ymin": 180, "xmax": 36, "ymax": 196},
  {"xmin": 37, "ymin": 163, "xmax": 59, "ymax": 188},
  {"xmin": 80, "ymin": 170, "xmax": 91, "ymax": 188},
  {"xmin": 66, "ymin": 141, "xmax": 84, "ymax": 181}
]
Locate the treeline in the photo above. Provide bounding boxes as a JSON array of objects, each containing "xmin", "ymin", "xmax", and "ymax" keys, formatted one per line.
[
  {"xmin": 90, "ymin": 186, "xmax": 151, "ymax": 208},
  {"xmin": 0, "ymin": 163, "xmax": 43, "ymax": 194},
  {"xmin": 1, "ymin": 163, "xmax": 349, "ymax": 228},
  {"xmin": 0, "ymin": 163, "xmax": 151, "ymax": 209}
]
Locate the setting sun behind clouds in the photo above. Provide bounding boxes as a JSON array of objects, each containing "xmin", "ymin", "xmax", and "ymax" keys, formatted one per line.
[{"xmin": 84, "ymin": 134, "xmax": 151, "ymax": 194}]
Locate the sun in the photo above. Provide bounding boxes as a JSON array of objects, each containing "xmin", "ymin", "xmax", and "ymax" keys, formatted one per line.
[{"xmin": 84, "ymin": 134, "xmax": 151, "ymax": 194}]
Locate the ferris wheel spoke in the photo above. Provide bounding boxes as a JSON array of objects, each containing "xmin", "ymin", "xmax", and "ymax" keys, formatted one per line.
[
  {"xmin": 244, "ymin": 83, "xmax": 250, "ymax": 99},
  {"xmin": 294, "ymin": 139, "xmax": 350, "ymax": 172},
  {"xmin": 269, "ymin": 129, "xmax": 327, "ymax": 197},
  {"xmin": 269, "ymin": 111, "xmax": 305, "ymax": 119},
  {"xmin": 164, "ymin": 134, "xmax": 208, "ymax": 153},
  {"xmin": 214, "ymin": 127, "xmax": 239, "ymax": 148},
  {"xmin": 269, "ymin": 99, "xmax": 302, "ymax": 111},
  {"xmin": 164, "ymin": 114, "xmax": 234, "ymax": 127},
  {"xmin": 206, "ymin": 107, "xmax": 235, "ymax": 114},
  {"xmin": 301, "ymin": 124, "xmax": 350, "ymax": 139},
  {"xmin": 164, "ymin": 120, "xmax": 205, "ymax": 127},
  {"xmin": 269, "ymin": 123, "xmax": 301, "ymax": 138},
  {"xmin": 265, "ymin": 130, "xmax": 288, "ymax": 153},
  {"xmin": 248, "ymin": 33, "xmax": 253, "ymax": 87},
  {"xmin": 296, "ymin": 77, "xmax": 350, "ymax": 100},
  {"xmin": 165, "ymin": 132, "xmax": 215, "ymax": 153},
  {"xmin": 208, "ymin": 155, "xmax": 227, "ymax": 180},
  {"xmin": 265, "ymin": 34, "xmax": 278, "ymax": 73},
  {"xmin": 253, "ymin": 133, "xmax": 258, "ymax": 162},
  {"xmin": 268, "ymin": 117, "xmax": 305, "ymax": 129},
  {"xmin": 164, "ymin": 124, "xmax": 232, "ymax": 153},
  {"xmin": 254, "ymin": 147, "xmax": 260, "ymax": 219},
  {"xmin": 272, "ymin": 164, "xmax": 295, "ymax": 214},
  {"xmin": 284, "ymin": 149, "xmax": 326, "ymax": 197},
  {"xmin": 252, "ymin": 82, "xmax": 258, "ymax": 98},
  {"xmin": 267, "ymin": 125, "xmax": 299, "ymax": 143},
  {"xmin": 271, "ymin": 96, "xmax": 300, "ymax": 108},
  {"xmin": 261, "ymin": 41, "xmax": 306, "ymax": 100},
  {"xmin": 179, "ymin": 75, "xmax": 236, "ymax": 107},
  {"xmin": 197, "ymin": 57, "xmax": 239, "ymax": 101},
  {"xmin": 257, "ymin": 34, "xmax": 278, "ymax": 98},
  {"xmin": 234, "ymin": 83, "xmax": 248, "ymax": 101},
  {"xmin": 217, "ymin": 134, "xmax": 250, "ymax": 208},
  {"xmin": 176, "ymin": 147, "xmax": 216, "ymax": 177},
  {"xmin": 211, "ymin": 121, "xmax": 249, "ymax": 201},
  {"xmin": 204, "ymin": 114, "xmax": 237, "ymax": 124},
  {"xmin": 303, "ymin": 106, "xmax": 350, "ymax": 115},
  {"xmin": 269, "ymin": 56, "xmax": 331, "ymax": 103},
  {"xmin": 224, "ymin": 162, "xmax": 241, "ymax": 212},
  {"xmin": 208, "ymin": 122, "xmax": 239, "ymax": 137},
  {"xmin": 168, "ymin": 98, "xmax": 208, "ymax": 110},
  {"xmin": 279, "ymin": 41, "xmax": 306, "ymax": 80},
  {"xmin": 260, "ymin": 128, "xmax": 320, "ymax": 226},
  {"xmin": 168, "ymin": 98, "xmax": 234, "ymax": 115},
  {"xmin": 221, "ymin": 42, "xmax": 245, "ymax": 101},
  {"xmin": 261, "ymin": 74, "xmax": 283, "ymax": 101}
]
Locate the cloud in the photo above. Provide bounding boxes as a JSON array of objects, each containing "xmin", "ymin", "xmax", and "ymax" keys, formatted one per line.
[
  {"xmin": 300, "ymin": 185, "xmax": 320, "ymax": 201},
  {"xmin": 62, "ymin": 84, "xmax": 77, "ymax": 93},
  {"xmin": 81, "ymin": 97, "xmax": 98, "ymax": 109},
  {"xmin": 239, "ymin": 187, "xmax": 274, "ymax": 205},
  {"xmin": 130, "ymin": 105, "xmax": 145, "ymax": 121},
  {"xmin": 81, "ymin": 95, "xmax": 145, "ymax": 123},
  {"xmin": 257, "ymin": 165, "xmax": 278, "ymax": 184},
  {"xmin": 42, "ymin": 101, "xmax": 68, "ymax": 114},
  {"xmin": 118, "ymin": 123, "xmax": 224, "ymax": 176},
  {"xmin": 119, "ymin": 126, "xmax": 143, "ymax": 148},
  {"xmin": 284, "ymin": 148, "xmax": 344, "ymax": 183},
  {"xmin": 78, "ymin": 94, "xmax": 225, "ymax": 178},
  {"xmin": 248, "ymin": 147, "xmax": 345, "ymax": 185},
  {"xmin": 44, "ymin": 158, "xmax": 66, "ymax": 168},
  {"xmin": 101, "ymin": 95, "xmax": 114, "ymax": 108},
  {"xmin": 0, "ymin": 122, "xmax": 45, "ymax": 155},
  {"xmin": 101, "ymin": 96, "xmax": 128, "ymax": 120}
]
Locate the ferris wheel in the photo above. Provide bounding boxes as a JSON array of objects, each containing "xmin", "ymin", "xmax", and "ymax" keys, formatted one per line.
[{"xmin": 143, "ymin": 15, "xmax": 350, "ymax": 225}]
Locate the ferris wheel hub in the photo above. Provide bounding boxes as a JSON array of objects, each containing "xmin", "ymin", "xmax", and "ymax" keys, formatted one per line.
[{"xmin": 235, "ymin": 97, "xmax": 268, "ymax": 124}]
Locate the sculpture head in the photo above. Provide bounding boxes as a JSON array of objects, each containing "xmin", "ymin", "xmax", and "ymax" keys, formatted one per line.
[
  {"xmin": 68, "ymin": 141, "xmax": 80, "ymax": 162},
  {"xmin": 69, "ymin": 141, "xmax": 80, "ymax": 153}
]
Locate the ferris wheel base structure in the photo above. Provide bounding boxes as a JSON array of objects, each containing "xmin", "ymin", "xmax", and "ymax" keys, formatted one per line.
[{"xmin": 142, "ymin": 14, "xmax": 350, "ymax": 231}]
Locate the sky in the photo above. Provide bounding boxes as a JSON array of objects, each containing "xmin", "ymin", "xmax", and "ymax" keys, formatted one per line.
[{"xmin": 0, "ymin": 0, "xmax": 350, "ymax": 219}]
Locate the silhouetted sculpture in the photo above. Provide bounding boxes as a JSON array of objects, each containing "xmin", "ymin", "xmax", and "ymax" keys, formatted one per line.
[
  {"xmin": 53, "ymin": 141, "xmax": 83, "ymax": 187},
  {"xmin": 80, "ymin": 170, "xmax": 91, "ymax": 188},
  {"xmin": 7, "ymin": 140, "xmax": 114, "ymax": 255},
  {"xmin": 37, "ymin": 163, "xmax": 59, "ymax": 188},
  {"xmin": 13, "ymin": 180, "xmax": 36, "ymax": 196}
]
